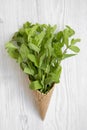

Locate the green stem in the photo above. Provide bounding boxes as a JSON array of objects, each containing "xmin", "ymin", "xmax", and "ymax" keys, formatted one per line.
[{"xmin": 62, "ymin": 45, "xmax": 71, "ymax": 55}]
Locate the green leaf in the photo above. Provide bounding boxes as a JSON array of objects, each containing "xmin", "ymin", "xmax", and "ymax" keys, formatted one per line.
[
  {"xmin": 5, "ymin": 42, "xmax": 17, "ymax": 50},
  {"xmin": 52, "ymin": 25, "xmax": 57, "ymax": 32},
  {"xmin": 17, "ymin": 56, "xmax": 23, "ymax": 63},
  {"xmin": 53, "ymin": 43, "xmax": 62, "ymax": 57},
  {"xmin": 63, "ymin": 30, "xmax": 69, "ymax": 46},
  {"xmin": 19, "ymin": 44, "xmax": 29, "ymax": 58},
  {"xmin": 45, "ymin": 66, "xmax": 62, "ymax": 84},
  {"xmin": 35, "ymin": 31, "xmax": 45, "ymax": 46},
  {"xmin": 55, "ymin": 31, "xmax": 64, "ymax": 43},
  {"xmin": 45, "ymin": 64, "xmax": 50, "ymax": 74},
  {"xmin": 39, "ymin": 53, "xmax": 45, "ymax": 67},
  {"xmin": 63, "ymin": 26, "xmax": 75, "ymax": 46},
  {"xmin": 24, "ymin": 67, "xmax": 34, "ymax": 76},
  {"xmin": 62, "ymin": 54, "xmax": 77, "ymax": 60},
  {"xmin": 29, "ymin": 80, "xmax": 43, "ymax": 90},
  {"xmin": 69, "ymin": 46, "xmax": 80, "ymax": 53},
  {"xmin": 37, "ymin": 69, "xmax": 42, "ymax": 79},
  {"xmin": 5, "ymin": 42, "xmax": 19, "ymax": 59},
  {"xmin": 23, "ymin": 21, "xmax": 31, "ymax": 28},
  {"xmin": 28, "ymin": 25, "xmax": 38, "ymax": 40},
  {"xmin": 13, "ymin": 37, "xmax": 25, "ymax": 46},
  {"xmin": 66, "ymin": 26, "xmax": 75, "ymax": 37},
  {"xmin": 7, "ymin": 49, "xmax": 19, "ymax": 59},
  {"xmin": 28, "ymin": 53, "xmax": 38, "ymax": 67},
  {"xmin": 20, "ymin": 62, "xmax": 27, "ymax": 70},
  {"xmin": 28, "ymin": 43, "xmax": 40, "ymax": 53},
  {"xmin": 46, "ymin": 43, "xmax": 54, "ymax": 57},
  {"xmin": 5, "ymin": 22, "xmax": 80, "ymax": 94},
  {"xmin": 71, "ymin": 38, "xmax": 81, "ymax": 45}
]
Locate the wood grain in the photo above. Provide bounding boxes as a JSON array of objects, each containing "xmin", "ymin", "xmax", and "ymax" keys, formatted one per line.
[{"xmin": 0, "ymin": 0, "xmax": 87, "ymax": 130}]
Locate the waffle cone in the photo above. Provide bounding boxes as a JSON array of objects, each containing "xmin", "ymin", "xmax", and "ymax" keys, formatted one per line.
[{"xmin": 33, "ymin": 85, "xmax": 55, "ymax": 120}]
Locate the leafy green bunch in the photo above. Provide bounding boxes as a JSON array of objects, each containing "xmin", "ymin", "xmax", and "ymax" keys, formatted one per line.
[{"xmin": 5, "ymin": 22, "xmax": 80, "ymax": 93}]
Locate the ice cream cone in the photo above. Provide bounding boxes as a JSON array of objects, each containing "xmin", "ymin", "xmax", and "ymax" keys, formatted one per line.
[{"xmin": 32, "ymin": 85, "xmax": 55, "ymax": 120}]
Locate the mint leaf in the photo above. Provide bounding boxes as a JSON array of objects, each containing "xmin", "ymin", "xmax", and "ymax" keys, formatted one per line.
[
  {"xmin": 23, "ymin": 22, "xmax": 31, "ymax": 28},
  {"xmin": 30, "ymin": 80, "xmax": 43, "ymax": 90},
  {"xmin": 5, "ymin": 42, "xmax": 19, "ymax": 59},
  {"xmin": 28, "ymin": 25, "xmax": 38, "ymax": 40},
  {"xmin": 19, "ymin": 44, "xmax": 29, "ymax": 59},
  {"xmin": 63, "ymin": 26, "xmax": 75, "ymax": 46},
  {"xmin": 45, "ymin": 66, "xmax": 62, "ymax": 84},
  {"xmin": 28, "ymin": 53, "xmax": 38, "ymax": 67},
  {"xmin": 35, "ymin": 31, "xmax": 45, "ymax": 46},
  {"xmin": 5, "ymin": 42, "xmax": 17, "ymax": 50},
  {"xmin": 62, "ymin": 54, "xmax": 77, "ymax": 60},
  {"xmin": 39, "ymin": 53, "xmax": 45, "ymax": 67},
  {"xmin": 63, "ymin": 30, "xmax": 69, "ymax": 46},
  {"xmin": 69, "ymin": 46, "xmax": 80, "ymax": 53},
  {"xmin": 5, "ymin": 22, "xmax": 81, "ymax": 93},
  {"xmin": 24, "ymin": 67, "xmax": 34, "ymax": 76},
  {"xmin": 7, "ymin": 49, "xmax": 19, "ymax": 59},
  {"xmin": 28, "ymin": 42, "xmax": 40, "ymax": 53},
  {"xmin": 53, "ymin": 43, "xmax": 62, "ymax": 57},
  {"xmin": 66, "ymin": 26, "xmax": 75, "ymax": 37},
  {"xmin": 71, "ymin": 38, "xmax": 81, "ymax": 45},
  {"xmin": 20, "ymin": 62, "xmax": 27, "ymax": 70}
]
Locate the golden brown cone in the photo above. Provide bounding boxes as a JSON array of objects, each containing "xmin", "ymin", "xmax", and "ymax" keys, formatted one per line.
[{"xmin": 32, "ymin": 85, "xmax": 55, "ymax": 120}]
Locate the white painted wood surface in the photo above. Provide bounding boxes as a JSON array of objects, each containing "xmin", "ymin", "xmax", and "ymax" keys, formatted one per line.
[{"xmin": 0, "ymin": 0, "xmax": 87, "ymax": 129}]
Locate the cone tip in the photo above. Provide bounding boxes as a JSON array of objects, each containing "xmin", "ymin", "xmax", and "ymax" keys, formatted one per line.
[{"xmin": 33, "ymin": 85, "xmax": 55, "ymax": 120}]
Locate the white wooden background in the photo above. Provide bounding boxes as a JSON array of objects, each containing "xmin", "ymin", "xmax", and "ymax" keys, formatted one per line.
[{"xmin": 0, "ymin": 0, "xmax": 87, "ymax": 130}]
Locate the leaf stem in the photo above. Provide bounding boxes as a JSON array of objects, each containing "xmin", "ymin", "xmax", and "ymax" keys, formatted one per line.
[{"xmin": 63, "ymin": 45, "xmax": 71, "ymax": 55}]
